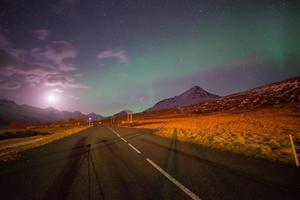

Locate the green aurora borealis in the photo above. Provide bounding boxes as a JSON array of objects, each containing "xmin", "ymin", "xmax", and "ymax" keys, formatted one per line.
[
  {"xmin": 84, "ymin": 6, "xmax": 300, "ymax": 114},
  {"xmin": 0, "ymin": 0, "xmax": 299, "ymax": 115}
]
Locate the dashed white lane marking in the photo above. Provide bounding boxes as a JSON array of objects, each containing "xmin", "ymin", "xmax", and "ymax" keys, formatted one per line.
[
  {"xmin": 128, "ymin": 143, "xmax": 142, "ymax": 154},
  {"xmin": 146, "ymin": 158, "xmax": 201, "ymax": 200},
  {"xmin": 108, "ymin": 127, "xmax": 117, "ymax": 134},
  {"xmin": 108, "ymin": 127, "xmax": 122, "ymax": 139},
  {"xmin": 107, "ymin": 126, "xmax": 201, "ymax": 200}
]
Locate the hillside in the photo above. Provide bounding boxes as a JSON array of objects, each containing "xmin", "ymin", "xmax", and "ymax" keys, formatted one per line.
[
  {"xmin": 87, "ymin": 112, "xmax": 105, "ymax": 121},
  {"xmin": 113, "ymin": 110, "xmax": 132, "ymax": 118},
  {"xmin": 185, "ymin": 76, "xmax": 300, "ymax": 114},
  {"xmin": 146, "ymin": 86, "xmax": 219, "ymax": 112},
  {"xmin": 0, "ymin": 99, "xmax": 85, "ymax": 126},
  {"xmin": 124, "ymin": 76, "xmax": 300, "ymax": 163}
]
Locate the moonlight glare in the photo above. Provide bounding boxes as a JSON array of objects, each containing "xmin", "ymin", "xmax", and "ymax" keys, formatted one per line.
[
  {"xmin": 46, "ymin": 94, "xmax": 58, "ymax": 105},
  {"xmin": 0, "ymin": 1, "xmax": 299, "ymax": 115}
]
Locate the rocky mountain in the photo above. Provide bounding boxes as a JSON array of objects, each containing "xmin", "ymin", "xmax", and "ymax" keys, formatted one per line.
[
  {"xmin": 185, "ymin": 76, "xmax": 300, "ymax": 114},
  {"xmin": 87, "ymin": 112, "xmax": 104, "ymax": 121},
  {"xmin": 113, "ymin": 110, "xmax": 132, "ymax": 118},
  {"xmin": 146, "ymin": 86, "xmax": 219, "ymax": 112},
  {"xmin": 0, "ymin": 99, "xmax": 86, "ymax": 126}
]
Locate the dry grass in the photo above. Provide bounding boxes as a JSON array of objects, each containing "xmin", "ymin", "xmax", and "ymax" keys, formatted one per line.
[
  {"xmin": 132, "ymin": 107, "xmax": 300, "ymax": 163},
  {"xmin": 0, "ymin": 126, "xmax": 89, "ymax": 161}
]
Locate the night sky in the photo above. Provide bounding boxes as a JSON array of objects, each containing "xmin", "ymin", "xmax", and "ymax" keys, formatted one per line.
[{"xmin": 0, "ymin": 0, "xmax": 299, "ymax": 115}]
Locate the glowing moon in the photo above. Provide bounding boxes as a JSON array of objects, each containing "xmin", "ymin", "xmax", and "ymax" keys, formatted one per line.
[{"xmin": 47, "ymin": 94, "xmax": 57, "ymax": 103}]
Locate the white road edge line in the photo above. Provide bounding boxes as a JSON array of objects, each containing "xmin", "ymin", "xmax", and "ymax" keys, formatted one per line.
[
  {"xmin": 128, "ymin": 143, "xmax": 142, "ymax": 154},
  {"xmin": 120, "ymin": 137, "xmax": 127, "ymax": 143},
  {"xmin": 145, "ymin": 158, "xmax": 201, "ymax": 200}
]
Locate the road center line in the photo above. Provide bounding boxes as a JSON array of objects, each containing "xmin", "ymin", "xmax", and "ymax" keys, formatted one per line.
[
  {"xmin": 108, "ymin": 127, "xmax": 117, "ymax": 134},
  {"xmin": 128, "ymin": 143, "xmax": 142, "ymax": 154},
  {"xmin": 145, "ymin": 158, "xmax": 201, "ymax": 200},
  {"xmin": 108, "ymin": 126, "xmax": 200, "ymax": 200},
  {"xmin": 107, "ymin": 127, "xmax": 125, "ymax": 141}
]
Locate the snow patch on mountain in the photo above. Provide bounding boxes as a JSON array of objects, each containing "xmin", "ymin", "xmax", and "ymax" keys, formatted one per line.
[{"xmin": 146, "ymin": 86, "xmax": 219, "ymax": 112}]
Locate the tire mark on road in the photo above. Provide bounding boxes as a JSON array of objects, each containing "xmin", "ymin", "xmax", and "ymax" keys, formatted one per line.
[
  {"xmin": 88, "ymin": 147, "xmax": 105, "ymax": 200},
  {"xmin": 43, "ymin": 137, "xmax": 89, "ymax": 200}
]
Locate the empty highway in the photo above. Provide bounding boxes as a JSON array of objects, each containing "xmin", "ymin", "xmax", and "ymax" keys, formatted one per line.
[{"xmin": 0, "ymin": 125, "xmax": 299, "ymax": 200}]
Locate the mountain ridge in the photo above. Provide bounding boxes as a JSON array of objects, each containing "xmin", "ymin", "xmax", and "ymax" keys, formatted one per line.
[
  {"xmin": 113, "ymin": 109, "xmax": 132, "ymax": 118},
  {"xmin": 146, "ymin": 85, "xmax": 219, "ymax": 112},
  {"xmin": 87, "ymin": 112, "xmax": 105, "ymax": 121},
  {"xmin": 0, "ymin": 99, "xmax": 102, "ymax": 126},
  {"xmin": 183, "ymin": 76, "xmax": 300, "ymax": 114}
]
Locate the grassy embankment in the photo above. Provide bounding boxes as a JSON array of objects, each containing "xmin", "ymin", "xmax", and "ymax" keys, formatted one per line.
[
  {"xmin": 0, "ymin": 126, "xmax": 89, "ymax": 161},
  {"xmin": 131, "ymin": 107, "xmax": 300, "ymax": 163}
]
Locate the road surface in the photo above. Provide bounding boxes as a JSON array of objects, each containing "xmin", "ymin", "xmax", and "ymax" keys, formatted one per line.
[{"xmin": 0, "ymin": 125, "xmax": 299, "ymax": 200}]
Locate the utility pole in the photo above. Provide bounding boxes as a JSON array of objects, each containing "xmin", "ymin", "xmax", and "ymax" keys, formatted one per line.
[
  {"xmin": 290, "ymin": 134, "xmax": 299, "ymax": 167},
  {"xmin": 127, "ymin": 111, "xmax": 133, "ymax": 123},
  {"xmin": 88, "ymin": 117, "xmax": 92, "ymax": 126}
]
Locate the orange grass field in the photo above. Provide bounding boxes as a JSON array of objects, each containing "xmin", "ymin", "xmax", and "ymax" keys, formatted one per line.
[{"xmin": 132, "ymin": 106, "xmax": 300, "ymax": 163}]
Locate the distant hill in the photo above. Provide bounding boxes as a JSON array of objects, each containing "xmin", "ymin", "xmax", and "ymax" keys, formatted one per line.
[
  {"xmin": 113, "ymin": 110, "xmax": 132, "ymax": 118},
  {"xmin": 87, "ymin": 112, "xmax": 104, "ymax": 121},
  {"xmin": 146, "ymin": 86, "xmax": 219, "ymax": 112},
  {"xmin": 185, "ymin": 76, "xmax": 300, "ymax": 114},
  {"xmin": 0, "ymin": 99, "xmax": 86, "ymax": 126}
]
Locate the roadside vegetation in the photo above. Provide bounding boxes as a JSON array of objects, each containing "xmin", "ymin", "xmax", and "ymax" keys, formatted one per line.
[
  {"xmin": 0, "ymin": 130, "xmax": 51, "ymax": 140},
  {"xmin": 0, "ymin": 125, "xmax": 89, "ymax": 161},
  {"xmin": 131, "ymin": 106, "xmax": 300, "ymax": 163}
]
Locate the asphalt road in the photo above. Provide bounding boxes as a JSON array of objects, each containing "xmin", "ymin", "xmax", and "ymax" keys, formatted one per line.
[{"xmin": 0, "ymin": 125, "xmax": 299, "ymax": 200}]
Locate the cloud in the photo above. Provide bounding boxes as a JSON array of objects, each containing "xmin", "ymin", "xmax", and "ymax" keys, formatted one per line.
[
  {"xmin": 0, "ymin": 32, "xmax": 85, "ymax": 90},
  {"xmin": 97, "ymin": 49, "xmax": 129, "ymax": 64},
  {"xmin": 29, "ymin": 41, "xmax": 78, "ymax": 71},
  {"xmin": 44, "ymin": 41, "xmax": 77, "ymax": 64},
  {"xmin": 0, "ymin": 47, "xmax": 59, "ymax": 87},
  {"xmin": 32, "ymin": 29, "xmax": 50, "ymax": 41},
  {"xmin": 0, "ymin": 34, "xmax": 77, "ymax": 72},
  {"xmin": 51, "ymin": 88, "xmax": 64, "ymax": 93},
  {"xmin": 0, "ymin": 49, "xmax": 55, "ymax": 79},
  {"xmin": 0, "ymin": 80, "xmax": 21, "ymax": 90},
  {"xmin": 57, "ymin": 62, "xmax": 77, "ymax": 71},
  {"xmin": 46, "ymin": 75, "xmax": 68, "ymax": 84},
  {"xmin": 69, "ymin": 95, "xmax": 80, "ymax": 100},
  {"xmin": 45, "ymin": 74, "xmax": 88, "ymax": 89}
]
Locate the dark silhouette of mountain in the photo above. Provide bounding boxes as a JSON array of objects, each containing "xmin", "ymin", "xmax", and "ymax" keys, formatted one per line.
[
  {"xmin": 146, "ymin": 86, "xmax": 219, "ymax": 112},
  {"xmin": 113, "ymin": 110, "xmax": 132, "ymax": 118},
  {"xmin": 0, "ymin": 99, "xmax": 85, "ymax": 126},
  {"xmin": 87, "ymin": 112, "xmax": 104, "ymax": 121},
  {"xmin": 185, "ymin": 76, "xmax": 300, "ymax": 114}
]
